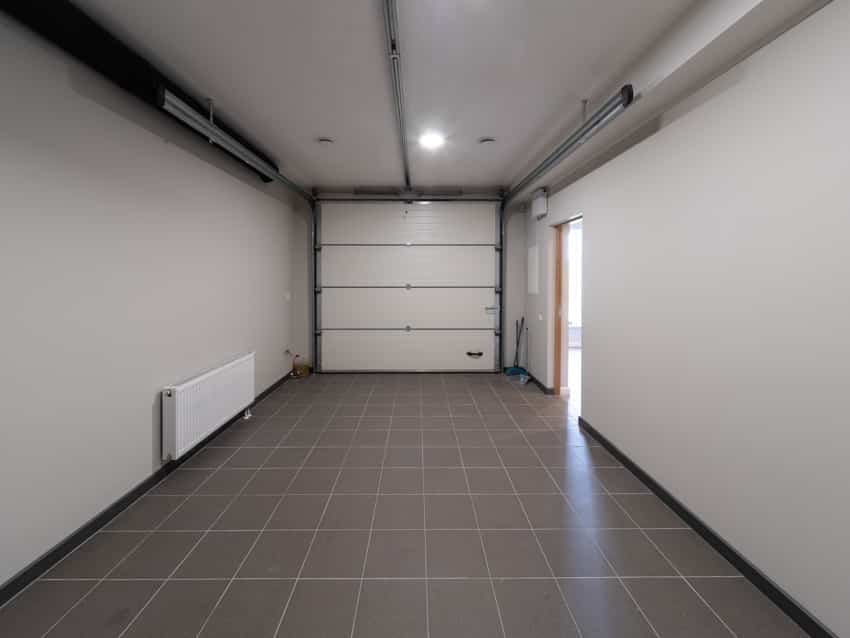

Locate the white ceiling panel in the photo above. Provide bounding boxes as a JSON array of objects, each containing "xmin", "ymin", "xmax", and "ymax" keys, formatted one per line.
[
  {"xmin": 72, "ymin": 0, "xmax": 404, "ymax": 188},
  {"xmin": 399, "ymin": 0, "xmax": 695, "ymax": 189},
  {"xmin": 71, "ymin": 0, "xmax": 694, "ymax": 191}
]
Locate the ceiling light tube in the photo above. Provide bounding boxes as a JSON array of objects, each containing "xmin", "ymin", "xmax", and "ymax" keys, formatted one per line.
[
  {"xmin": 160, "ymin": 89, "xmax": 312, "ymax": 201},
  {"xmin": 505, "ymin": 84, "xmax": 635, "ymax": 204}
]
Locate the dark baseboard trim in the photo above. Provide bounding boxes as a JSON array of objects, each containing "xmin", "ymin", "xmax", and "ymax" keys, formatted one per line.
[
  {"xmin": 0, "ymin": 370, "xmax": 292, "ymax": 608},
  {"xmin": 529, "ymin": 373, "xmax": 557, "ymax": 395},
  {"xmin": 578, "ymin": 416, "xmax": 835, "ymax": 638},
  {"xmin": 500, "ymin": 368, "xmax": 557, "ymax": 395},
  {"xmin": 0, "ymin": 461, "xmax": 174, "ymax": 610}
]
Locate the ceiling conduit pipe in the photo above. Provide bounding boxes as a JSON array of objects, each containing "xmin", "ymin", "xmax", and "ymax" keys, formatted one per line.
[
  {"xmin": 383, "ymin": 0, "xmax": 412, "ymax": 190},
  {"xmin": 504, "ymin": 85, "xmax": 635, "ymax": 205}
]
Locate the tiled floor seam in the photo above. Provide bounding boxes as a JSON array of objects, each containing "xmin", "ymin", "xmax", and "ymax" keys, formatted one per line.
[
  {"xmin": 267, "ymin": 386, "xmax": 375, "ymax": 638},
  {"xmin": 596, "ymin": 462, "xmax": 740, "ymax": 638},
  {"xmin": 0, "ymin": 446, "xmax": 241, "ymax": 617},
  {"xmin": 491, "ymin": 389, "xmax": 664, "ymax": 638},
  {"xmin": 92, "ymin": 525, "xmax": 698, "ymax": 532},
  {"xmin": 422, "ymin": 394, "xmax": 430, "ymax": 638},
  {"xmin": 191, "ymin": 394, "xmax": 348, "ymax": 638},
  {"xmin": 35, "ymin": 443, "xmax": 247, "ymax": 638},
  {"xmin": 3, "ymin": 375, "xmax": 784, "ymax": 638},
  {"xmin": 39, "ymin": 574, "xmax": 746, "ymax": 582},
  {"xmin": 346, "ymin": 402, "xmax": 392, "ymax": 638},
  {"xmin": 455, "ymin": 432, "xmax": 509, "ymax": 638},
  {"xmin": 113, "ymin": 395, "xmax": 307, "ymax": 637},
  {"xmin": 115, "ymin": 443, "xmax": 283, "ymax": 638},
  {"xmin": 470, "ymin": 393, "xmax": 587, "ymax": 638}
]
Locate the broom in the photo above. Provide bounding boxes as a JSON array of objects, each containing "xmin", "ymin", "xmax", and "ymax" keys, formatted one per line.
[{"xmin": 505, "ymin": 317, "xmax": 527, "ymax": 376}]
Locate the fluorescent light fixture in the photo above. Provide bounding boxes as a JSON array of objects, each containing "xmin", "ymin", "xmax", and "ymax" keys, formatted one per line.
[
  {"xmin": 162, "ymin": 89, "xmax": 277, "ymax": 179},
  {"xmin": 505, "ymin": 85, "xmax": 635, "ymax": 203},
  {"xmin": 160, "ymin": 89, "xmax": 311, "ymax": 200},
  {"xmin": 418, "ymin": 130, "xmax": 445, "ymax": 150}
]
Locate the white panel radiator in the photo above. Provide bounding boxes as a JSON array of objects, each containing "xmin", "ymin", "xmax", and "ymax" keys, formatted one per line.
[{"xmin": 162, "ymin": 352, "xmax": 255, "ymax": 461}]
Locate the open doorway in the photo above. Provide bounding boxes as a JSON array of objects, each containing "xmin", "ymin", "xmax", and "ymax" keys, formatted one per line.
[{"xmin": 554, "ymin": 217, "xmax": 582, "ymax": 406}]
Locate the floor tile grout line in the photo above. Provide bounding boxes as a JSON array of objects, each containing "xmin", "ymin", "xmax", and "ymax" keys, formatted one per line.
[
  {"xmin": 517, "ymin": 408, "xmax": 664, "ymax": 637},
  {"xmin": 116, "ymin": 441, "xmax": 284, "ymax": 638},
  {"xmin": 268, "ymin": 382, "xmax": 375, "ymax": 638},
  {"xmin": 85, "ymin": 525, "xmax": 718, "ymax": 533},
  {"xmin": 469, "ymin": 391, "xmax": 587, "ymax": 638},
  {"xmin": 492, "ymin": 383, "xmax": 664, "ymax": 638},
  {"xmin": 453, "ymin": 416, "xmax": 509, "ymax": 638},
  {"xmin": 191, "ymin": 390, "xmax": 348, "ymax": 638},
  {"xmin": 195, "ymin": 462, "xmax": 622, "ymax": 469},
  {"xmin": 96, "ymin": 490, "xmax": 618, "ymax": 497},
  {"xmin": 34, "ymin": 441, "xmax": 248, "ymax": 638},
  {"xmin": 422, "ymin": 396, "xmax": 430, "ymax": 638},
  {"xmin": 347, "ymin": 400, "xmax": 392, "ymax": 638},
  {"xmin": 5, "ymin": 434, "xmax": 255, "ymax": 617},
  {"xmin": 535, "ymin": 390, "xmax": 714, "ymax": 611},
  {"xmin": 597, "ymin": 470, "xmax": 741, "ymax": 638},
  {"xmin": 19, "ymin": 376, "xmax": 733, "ymax": 636},
  {"xmin": 40, "ymin": 574, "xmax": 746, "ymax": 582}
]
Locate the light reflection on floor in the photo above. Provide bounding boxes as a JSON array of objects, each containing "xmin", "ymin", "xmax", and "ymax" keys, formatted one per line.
[{"xmin": 567, "ymin": 347, "xmax": 581, "ymax": 414}]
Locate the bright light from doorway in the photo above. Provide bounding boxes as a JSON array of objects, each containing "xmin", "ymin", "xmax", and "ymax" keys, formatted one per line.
[{"xmin": 418, "ymin": 130, "xmax": 445, "ymax": 150}]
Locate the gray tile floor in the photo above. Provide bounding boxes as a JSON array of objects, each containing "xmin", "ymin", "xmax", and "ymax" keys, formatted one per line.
[{"xmin": 0, "ymin": 373, "xmax": 806, "ymax": 637}]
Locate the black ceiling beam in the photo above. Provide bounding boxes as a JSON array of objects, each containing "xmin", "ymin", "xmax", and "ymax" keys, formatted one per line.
[{"xmin": 2, "ymin": 0, "xmax": 286, "ymax": 186}]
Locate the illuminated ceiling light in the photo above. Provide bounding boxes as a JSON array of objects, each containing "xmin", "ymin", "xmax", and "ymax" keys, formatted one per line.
[{"xmin": 418, "ymin": 130, "xmax": 445, "ymax": 150}]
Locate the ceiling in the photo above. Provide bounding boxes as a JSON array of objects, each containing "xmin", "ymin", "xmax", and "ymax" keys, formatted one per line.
[{"xmin": 73, "ymin": 0, "xmax": 695, "ymax": 192}]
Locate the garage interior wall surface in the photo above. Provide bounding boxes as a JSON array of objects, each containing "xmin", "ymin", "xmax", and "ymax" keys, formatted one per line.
[
  {"xmin": 525, "ymin": 2, "xmax": 849, "ymax": 635},
  {"xmin": 502, "ymin": 207, "xmax": 527, "ymax": 369},
  {"xmin": 0, "ymin": 16, "xmax": 311, "ymax": 586},
  {"xmin": 525, "ymin": 205, "xmax": 556, "ymax": 387}
]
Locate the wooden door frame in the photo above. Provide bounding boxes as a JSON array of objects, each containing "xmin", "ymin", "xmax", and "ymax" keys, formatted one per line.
[
  {"xmin": 553, "ymin": 216, "xmax": 582, "ymax": 395},
  {"xmin": 553, "ymin": 224, "xmax": 564, "ymax": 392}
]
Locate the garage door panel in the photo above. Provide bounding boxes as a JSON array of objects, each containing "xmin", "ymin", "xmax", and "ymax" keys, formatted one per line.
[
  {"xmin": 321, "ymin": 201, "xmax": 496, "ymax": 244},
  {"xmin": 322, "ymin": 288, "xmax": 496, "ymax": 329},
  {"xmin": 322, "ymin": 330, "xmax": 494, "ymax": 371},
  {"xmin": 322, "ymin": 245, "xmax": 495, "ymax": 287}
]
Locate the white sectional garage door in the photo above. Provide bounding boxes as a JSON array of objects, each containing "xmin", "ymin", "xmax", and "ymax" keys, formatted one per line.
[{"xmin": 317, "ymin": 201, "xmax": 500, "ymax": 371}]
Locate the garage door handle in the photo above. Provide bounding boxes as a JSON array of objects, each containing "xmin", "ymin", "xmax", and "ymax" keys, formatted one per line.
[{"xmin": 466, "ymin": 351, "xmax": 484, "ymax": 358}]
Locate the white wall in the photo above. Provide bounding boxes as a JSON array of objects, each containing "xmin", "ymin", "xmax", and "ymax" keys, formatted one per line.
[
  {"xmin": 0, "ymin": 17, "xmax": 311, "ymax": 586},
  {"xmin": 528, "ymin": 2, "xmax": 849, "ymax": 634},
  {"xmin": 502, "ymin": 207, "xmax": 527, "ymax": 368},
  {"xmin": 524, "ymin": 207, "xmax": 555, "ymax": 385}
]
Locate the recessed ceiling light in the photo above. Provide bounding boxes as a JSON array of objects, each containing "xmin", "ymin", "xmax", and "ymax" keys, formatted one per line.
[
  {"xmin": 418, "ymin": 130, "xmax": 445, "ymax": 150},
  {"xmin": 478, "ymin": 136, "xmax": 496, "ymax": 144},
  {"xmin": 316, "ymin": 136, "xmax": 334, "ymax": 144}
]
